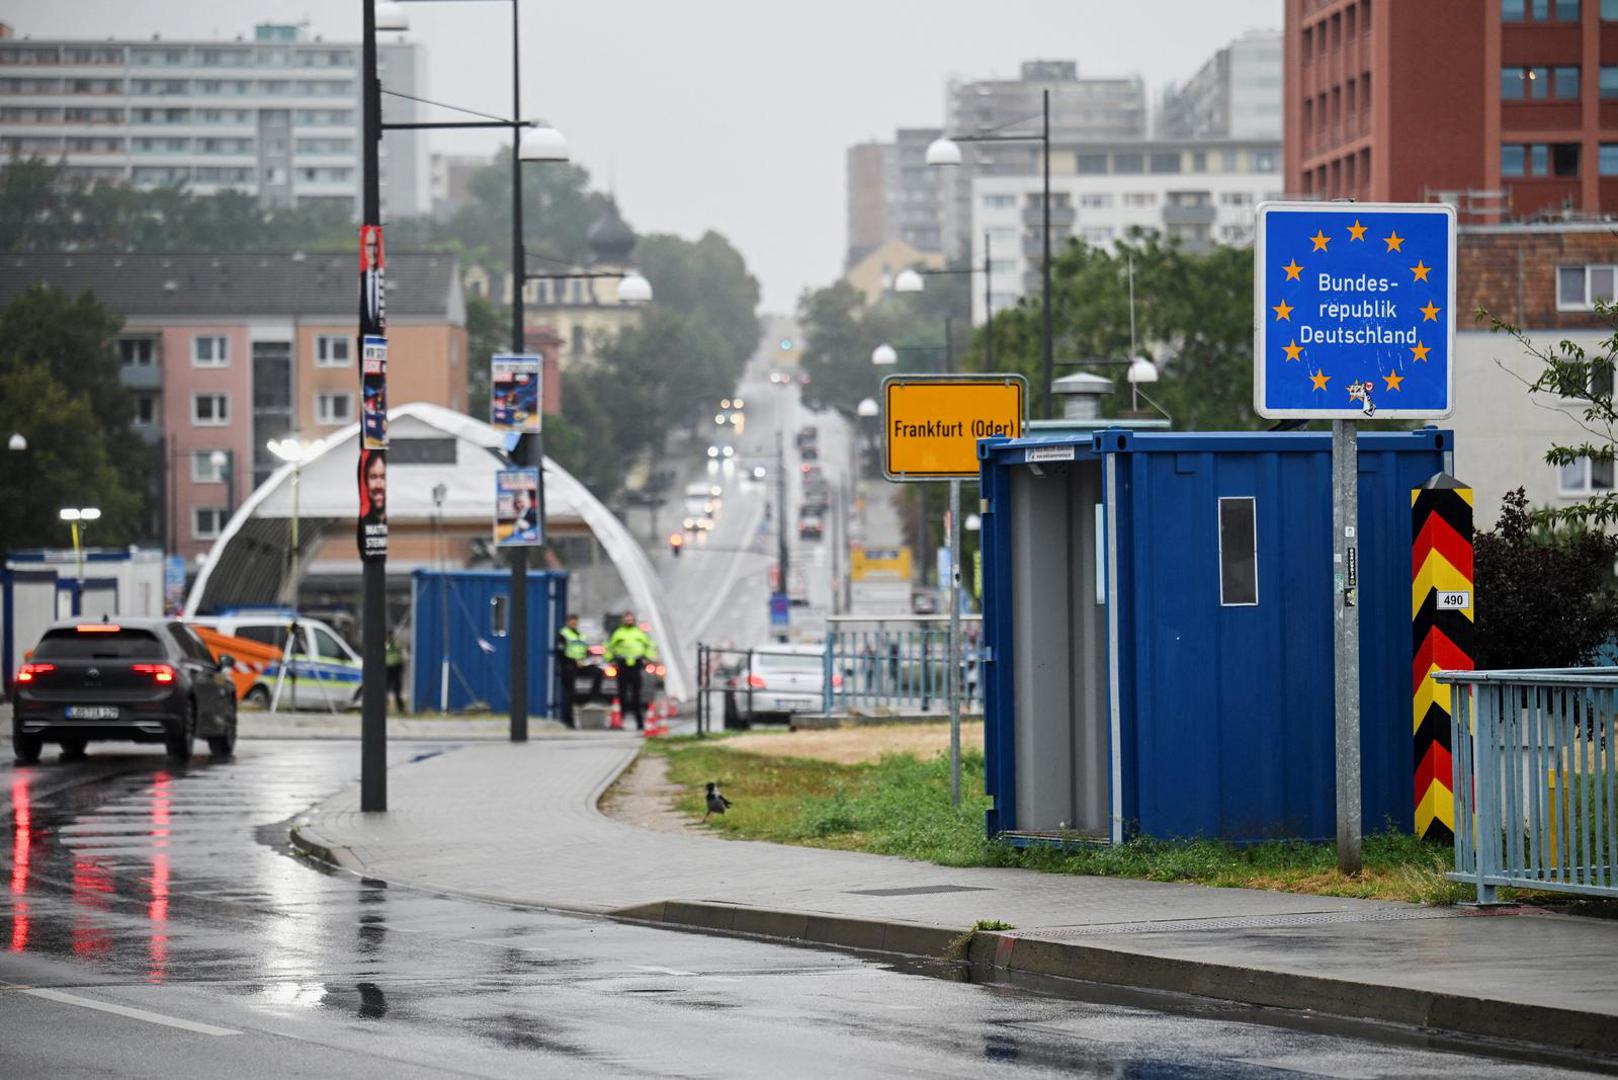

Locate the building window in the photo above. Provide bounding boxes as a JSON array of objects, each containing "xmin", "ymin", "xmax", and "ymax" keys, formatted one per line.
[
  {"xmin": 1503, "ymin": 66, "xmax": 1580, "ymax": 100},
  {"xmin": 191, "ymin": 450, "xmax": 229, "ymax": 483},
  {"xmin": 1557, "ymin": 264, "xmax": 1618, "ymax": 309},
  {"xmin": 193, "ymin": 507, "xmax": 228, "ymax": 541},
  {"xmin": 314, "ymin": 335, "xmax": 351, "ymax": 367},
  {"xmin": 192, "ymin": 335, "xmax": 228, "ymax": 367},
  {"xmin": 1252, "ymin": 150, "xmax": 1279, "ymax": 172},
  {"xmin": 1078, "ymin": 193, "xmax": 1112, "ymax": 208},
  {"xmin": 1081, "ymin": 226, "xmax": 1115, "ymax": 243},
  {"xmin": 1122, "ymin": 192, "xmax": 1157, "ymax": 208},
  {"xmin": 192, "ymin": 393, "xmax": 229, "ymax": 426},
  {"xmin": 1113, "ymin": 152, "xmax": 1143, "ymax": 174},
  {"xmin": 1605, "ymin": 0, "xmax": 1618, "ymax": 18},
  {"xmin": 1601, "ymin": 66, "xmax": 1618, "ymax": 98},
  {"xmin": 1148, "ymin": 152, "xmax": 1181, "ymax": 174},
  {"xmin": 118, "ymin": 337, "xmax": 156, "ymax": 366},
  {"xmin": 571, "ymin": 325, "xmax": 585, "ymax": 354},
  {"xmin": 1219, "ymin": 191, "xmax": 1254, "ymax": 207},
  {"xmin": 1552, "ymin": 142, "xmax": 1581, "ymax": 176},
  {"xmin": 1076, "ymin": 153, "xmax": 1108, "ymax": 175},
  {"xmin": 981, "ymin": 193, "xmax": 1015, "ymax": 209},
  {"xmin": 1559, "ymin": 456, "xmax": 1614, "ymax": 496},
  {"xmin": 133, "ymin": 394, "xmax": 158, "ymax": 427},
  {"xmin": 315, "ymin": 391, "xmax": 352, "ymax": 425},
  {"xmin": 1555, "ymin": 0, "xmax": 1580, "ymax": 17},
  {"xmin": 1218, "ymin": 497, "xmax": 1259, "ymax": 607}
]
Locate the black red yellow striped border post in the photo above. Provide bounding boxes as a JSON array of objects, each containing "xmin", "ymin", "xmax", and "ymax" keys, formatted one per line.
[{"xmin": 1412, "ymin": 474, "xmax": 1474, "ymax": 844}]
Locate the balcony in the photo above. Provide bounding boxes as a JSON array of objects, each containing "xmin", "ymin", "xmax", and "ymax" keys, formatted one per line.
[
  {"xmin": 1162, "ymin": 203, "xmax": 1216, "ymax": 228},
  {"xmin": 1021, "ymin": 203, "xmax": 1075, "ymax": 229}
]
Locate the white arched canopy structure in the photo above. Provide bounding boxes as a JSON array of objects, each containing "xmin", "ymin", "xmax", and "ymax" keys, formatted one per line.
[{"xmin": 184, "ymin": 403, "xmax": 690, "ymax": 700}]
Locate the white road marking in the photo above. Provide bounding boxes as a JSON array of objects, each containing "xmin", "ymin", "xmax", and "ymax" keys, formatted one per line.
[
  {"xmin": 630, "ymin": 965, "xmax": 699, "ymax": 976},
  {"xmin": 20, "ymin": 987, "xmax": 242, "ymax": 1036}
]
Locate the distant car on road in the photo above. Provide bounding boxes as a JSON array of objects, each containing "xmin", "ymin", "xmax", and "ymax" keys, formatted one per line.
[
  {"xmin": 12, "ymin": 617, "xmax": 238, "ymax": 765},
  {"xmin": 797, "ymin": 520, "xmax": 824, "ymax": 541},
  {"xmin": 725, "ymin": 644, "xmax": 835, "ymax": 726}
]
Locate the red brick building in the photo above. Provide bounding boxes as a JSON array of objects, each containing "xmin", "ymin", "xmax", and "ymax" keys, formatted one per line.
[{"xmin": 1286, "ymin": 0, "xmax": 1618, "ymax": 218}]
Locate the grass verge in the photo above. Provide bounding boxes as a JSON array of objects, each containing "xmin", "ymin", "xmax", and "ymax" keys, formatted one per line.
[{"xmin": 645, "ymin": 736, "xmax": 1578, "ymax": 907}]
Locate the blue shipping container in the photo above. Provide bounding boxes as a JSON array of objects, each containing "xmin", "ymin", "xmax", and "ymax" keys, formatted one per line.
[
  {"xmin": 410, "ymin": 569, "xmax": 567, "ymax": 714},
  {"xmin": 978, "ymin": 428, "xmax": 1450, "ymax": 844}
]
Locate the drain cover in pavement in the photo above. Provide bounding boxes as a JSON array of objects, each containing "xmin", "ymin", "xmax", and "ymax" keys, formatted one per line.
[{"xmin": 847, "ymin": 885, "xmax": 994, "ymax": 897}]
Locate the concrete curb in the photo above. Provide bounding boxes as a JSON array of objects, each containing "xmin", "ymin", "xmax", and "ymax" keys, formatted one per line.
[{"xmin": 615, "ymin": 898, "xmax": 1618, "ymax": 1064}]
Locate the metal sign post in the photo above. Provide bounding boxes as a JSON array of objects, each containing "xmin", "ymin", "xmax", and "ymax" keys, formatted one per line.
[
  {"xmin": 1254, "ymin": 201, "xmax": 1455, "ymax": 873},
  {"xmin": 1332, "ymin": 418, "xmax": 1361, "ymax": 873},
  {"xmin": 947, "ymin": 477, "xmax": 962, "ymax": 805},
  {"xmin": 881, "ymin": 374, "xmax": 1024, "ymax": 807}
]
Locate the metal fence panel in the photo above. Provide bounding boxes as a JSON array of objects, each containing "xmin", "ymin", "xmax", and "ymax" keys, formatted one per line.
[
  {"xmin": 821, "ymin": 615, "xmax": 983, "ymax": 716},
  {"xmin": 1438, "ymin": 668, "xmax": 1618, "ymax": 902}
]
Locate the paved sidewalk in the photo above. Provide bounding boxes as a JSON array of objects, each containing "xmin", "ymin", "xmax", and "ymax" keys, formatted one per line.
[{"xmin": 292, "ymin": 738, "xmax": 1618, "ymax": 1062}]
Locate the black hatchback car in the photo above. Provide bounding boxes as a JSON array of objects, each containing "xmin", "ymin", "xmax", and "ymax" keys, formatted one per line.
[{"xmin": 12, "ymin": 617, "xmax": 238, "ymax": 765}]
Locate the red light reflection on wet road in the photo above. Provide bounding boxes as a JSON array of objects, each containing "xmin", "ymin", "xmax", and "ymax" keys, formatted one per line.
[
  {"xmin": 8, "ymin": 772, "xmax": 29, "ymax": 952},
  {"xmin": 148, "ymin": 773, "xmax": 171, "ymax": 982}
]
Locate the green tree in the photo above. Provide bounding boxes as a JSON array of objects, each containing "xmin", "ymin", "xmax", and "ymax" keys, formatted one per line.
[
  {"xmin": 0, "ymin": 356, "xmax": 142, "ymax": 551},
  {"xmin": 1474, "ymin": 488, "xmax": 1618, "ymax": 667},
  {"xmin": 434, "ymin": 146, "xmax": 608, "ymax": 275},
  {"xmin": 978, "ymin": 232, "xmax": 1256, "ymax": 428},
  {"xmin": 635, "ymin": 231, "xmax": 761, "ymax": 375},
  {"xmin": 463, "ymin": 292, "xmax": 508, "ymax": 420}
]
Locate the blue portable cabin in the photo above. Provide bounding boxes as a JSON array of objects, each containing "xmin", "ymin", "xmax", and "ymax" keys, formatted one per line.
[
  {"xmin": 409, "ymin": 568, "xmax": 567, "ymax": 714},
  {"xmin": 977, "ymin": 427, "xmax": 1451, "ymax": 845}
]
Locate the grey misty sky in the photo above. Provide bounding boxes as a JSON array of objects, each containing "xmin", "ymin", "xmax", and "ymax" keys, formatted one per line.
[{"xmin": 12, "ymin": 0, "xmax": 1279, "ymax": 313}]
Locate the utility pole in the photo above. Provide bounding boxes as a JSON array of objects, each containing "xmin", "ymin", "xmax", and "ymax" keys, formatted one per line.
[
  {"xmin": 358, "ymin": 0, "xmax": 387, "ymax": 812},
  {"xmin": 507, "ymin": 0, "xmax": 530, "ymax": 744},
  {"xmin": 1333, "ymin": 419, "xmax": 1362, "ymax": 874}
]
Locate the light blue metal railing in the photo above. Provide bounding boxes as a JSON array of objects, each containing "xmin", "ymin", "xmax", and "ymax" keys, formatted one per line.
[
  {"xmin": 822, "ymin": 615, "xmax": 983, "ymax": 715},
  {"xmin": 1439, "ymin": 668, "xmax": 1618, "ymax": 904}
]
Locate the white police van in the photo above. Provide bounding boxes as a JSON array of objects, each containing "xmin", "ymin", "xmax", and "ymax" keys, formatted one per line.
[{"xmin": 191, "ymin": 609, "xmax": 363, "ymax": 710}]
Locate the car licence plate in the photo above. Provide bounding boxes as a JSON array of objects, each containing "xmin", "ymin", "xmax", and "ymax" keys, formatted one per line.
[
  {"xmin": 776, "ymin": 698, "xmax": 812, "ymax": 711},
  {"xmin": 66, "ymin": 706, "xmax": 119, "ymax": 720}
]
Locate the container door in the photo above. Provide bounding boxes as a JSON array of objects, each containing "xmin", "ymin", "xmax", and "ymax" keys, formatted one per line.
[{"xmin": 1008, "ymin": 458, "xmax": 1109, "ymax": 837}]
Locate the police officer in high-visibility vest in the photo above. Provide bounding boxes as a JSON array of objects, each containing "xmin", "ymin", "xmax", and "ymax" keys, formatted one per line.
[
  {"xmin": 554, "ymin": 613, "xmax": 594, "ymax": 729},
  {"xmin": 605, "ymin": 611, "xmax": 657, "ymax": 730}
]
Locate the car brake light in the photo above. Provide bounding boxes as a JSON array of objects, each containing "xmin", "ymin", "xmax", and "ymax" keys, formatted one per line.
[
  {"xmin": 603, "ymin": 664, "xmax": 618, "ymax": 677},
  {"xmin": 75, "ymin": 624, "xmax": 121, "ymax": 633},
  {"xmin": 747, "ymin": 674, "xmax": 766, "ymax": 688},
  {"xmin": 588, "ymin": 645, "xmax": 604, "ymax": 655},
  {"xmin": 16, "ymin": 662, "xmax": 54, "ymax": 682},
  {"xmin": 132, "ymin": 663, "xmax": 176, "ymax": 684},
  {"xmin": 832, "ymin": 673, "xmax": 843, "ymax": 688}
]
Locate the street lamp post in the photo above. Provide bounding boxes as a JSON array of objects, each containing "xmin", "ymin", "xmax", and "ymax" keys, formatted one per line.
[
  {"xmin": 927, "ymin": 90, "xmax": 1052, "ymax": 417},
  {"xmin": 58, "ymin": 507, "xmax": 101, "ymax": 580},
  {"xmin": 267, "ymin": 438, "xmax": 318, "ymax": 607},
  {"xmin": 365, "ymin": 0, "xmax": 570, "ymax": 772},
  {"xmin": 893, "ymin": 231, "xmax": 996, "ymax": 371},
  {"xmin": 210, "ymin": 449, "xmax": 235, "ymax": 523}
]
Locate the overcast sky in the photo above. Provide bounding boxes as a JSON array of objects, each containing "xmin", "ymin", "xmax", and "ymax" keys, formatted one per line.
[{"xmin": 14, "ymin": 0, "xmax": 1279, "ymax": 313}]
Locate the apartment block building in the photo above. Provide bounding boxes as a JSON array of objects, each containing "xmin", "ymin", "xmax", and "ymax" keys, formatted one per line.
[
  {"xmin": 1285, "ymin": 0, "xmax": 1618, "ymax": 218},
  {"xmin": 1159, "ymin": 30, "xmax": 1284, "ymax": 140},
  {"xmin": 969, "ymin": 140, "xmax": 1282, "ymax": 321},
  {"xmin": 844, "ymin": 128, "xmax": 945, "ymax": 268},
  {"xmin": 0, "ymin": 22, "xmax": 426, "ymax": 216},
  {"xmin": 0, "ymin": 251, "xmax": 466, "ymax": 561},
  {"xmin": 941, "ymin": 61, "xmax": 1148, "ymax": 257}
]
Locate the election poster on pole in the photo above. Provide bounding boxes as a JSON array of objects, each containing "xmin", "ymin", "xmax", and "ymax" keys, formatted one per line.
[
  {"xmin": 490, "ymin": 354, "xmax": 542, "ymax": 435},
  {"xmin": 495, "ymin": 467, "xmax": 543, "ymax": 547}
]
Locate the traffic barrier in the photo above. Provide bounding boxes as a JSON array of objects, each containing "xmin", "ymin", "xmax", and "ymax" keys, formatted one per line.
[{"xmin": 1412, "ymin": 474, "xmax": 1473, "ymax": 843}]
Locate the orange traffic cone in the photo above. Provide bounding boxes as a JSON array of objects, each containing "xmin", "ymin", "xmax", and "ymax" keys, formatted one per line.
[
  {"xmin": 609, "ymin": 697, "xmax": 623, "ymax": 730},
  {"xmin": 641, "ymin": 699, "xmax": 662, "ymax": 738}
]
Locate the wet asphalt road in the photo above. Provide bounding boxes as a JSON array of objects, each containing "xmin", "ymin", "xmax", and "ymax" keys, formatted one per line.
[{"xmin": 0, "ymin": 740, "xmax": 1599, "ymax": 1078}]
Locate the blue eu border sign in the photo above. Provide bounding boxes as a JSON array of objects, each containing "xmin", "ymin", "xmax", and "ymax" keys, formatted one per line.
[{"xmin": 1254, "ymin": 201, "xmax": 1455, "ymax": 420}]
